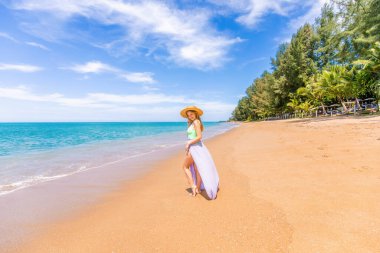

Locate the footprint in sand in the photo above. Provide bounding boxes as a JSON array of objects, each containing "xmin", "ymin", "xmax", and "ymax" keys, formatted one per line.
[{"xmin": 353, "ymin": 166, "xmax": 371, "ymax": 172}]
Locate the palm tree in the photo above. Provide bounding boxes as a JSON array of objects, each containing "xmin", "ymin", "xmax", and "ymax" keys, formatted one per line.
[
  {"xmin": 316, "ymin": 65, "xmax": 354, "ymax": 112},
  {"xmin": 354, "ymin": 42, "xmax": 380, "ymax": 100},
  {"xmin": 300, "ymin": 79, "xmax": 331, "ymax": 114}
]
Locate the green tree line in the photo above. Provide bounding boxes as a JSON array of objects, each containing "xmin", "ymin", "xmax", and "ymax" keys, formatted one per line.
[{"xmin": 231, "ymin": 0, "xmax": 380, "ymax": 121}]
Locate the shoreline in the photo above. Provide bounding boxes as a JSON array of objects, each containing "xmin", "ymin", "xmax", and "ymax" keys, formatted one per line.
[
  {"xmin": 0, "ymin": 122, "xmax": 236, "ymax": 197},
  {"xmin": 0, "ymin": 144, "xmax": 180, "ymax": 251},
  {"xmin": 6, "ymin": 116, "xmax": 380, "ymax": 252},
  {"xmin": 0, "ymin": 123, "xmax": 238, "ymax": 252}
]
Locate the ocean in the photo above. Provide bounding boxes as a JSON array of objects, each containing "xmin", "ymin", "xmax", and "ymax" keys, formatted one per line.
[{"xmin": 0, "ymin": 122, "xmax": 236, "ymax": 196}]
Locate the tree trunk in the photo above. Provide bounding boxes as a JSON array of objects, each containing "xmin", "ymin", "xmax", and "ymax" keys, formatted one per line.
[
  {"xmin": 355, "ymin": 98, "xmax": 361, "ymax": 110},
  {"xmin": 340, "ymin": 98, "xmax": 347, "ymax": 112},
  {"xmin": 321, "ymin": 102, "xmax": 326, "ymax": 114}
]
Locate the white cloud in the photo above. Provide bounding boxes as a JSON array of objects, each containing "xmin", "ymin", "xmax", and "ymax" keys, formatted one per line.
[
  {"xmin": 208, "ymin": 0, "xmax": 330, "ymax": 35},
  {"xmin": 25, "ymin": 41, "xmax": 50, "ymax": 50},
  {"xmin": 65, "ymin": 60, "xmax": 155, "ymax": 84},
  {"xmin": 0, "ymin": 85, "xmax": 62, "ymax": 101},
  {"xmin": 142, "ymin": 85, "xmax": 159, "ymax": 91},
  {"xmin": 208, "ymin": 0, "xmax": 300, "ymax": 28},
  {"xmin": 120, "ymin": 72, "xmax": 155, "ymax": 84},
  {"xmin": 0, "ymin": 86, "xmax": 186, "ymax": 108},
  {"xmin": 67, "ymin": 61, "xmax": 117, "ymax": 74},
  {"xmin": 0, "ymin": 32, "xmax": 19, "ymax": 43},
  {"xmin": 0, "ymin": 63, "xmax": 43, "ymax": 72},
  {"xmin": 0, "ymin": 86, "xmax": 235, "ymax": 120},
  {"xmin": 0, "ymin": 32, "xmax": 51, "ymax": 50},
  {"xmin": 85, "ymin": 92, "xmax": 191, "ymax": 105},
  {"xmin": 288, "ymin": 0, "xmax": 329, "ymax": 31},
  {"xmin": 7, "ymin": 0, "xmax": 240, "ymax": 69},
  {"xmin": 239, "ymin": 56, "xmax": 267, "ymax": 68},
  {"xmin": 273, "ymin": 0, "xmax": 329, "ymax": 43},
  {"xmin": 214, "ymin": 0, "xmax": 329, "ymax": 43}
]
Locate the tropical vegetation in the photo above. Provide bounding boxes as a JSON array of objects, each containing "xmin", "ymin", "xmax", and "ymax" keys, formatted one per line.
[{"xmin": 231, "ymin": 0, "xmax": 380, "ymax": 121}]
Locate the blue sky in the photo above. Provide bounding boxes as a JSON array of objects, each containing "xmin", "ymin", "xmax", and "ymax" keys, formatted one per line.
[{"xmin": 0, "ymin": 0, "xmax": 327, "ymax": 122}]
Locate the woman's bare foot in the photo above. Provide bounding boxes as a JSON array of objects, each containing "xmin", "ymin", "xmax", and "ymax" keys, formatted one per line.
[{"xmin": 189, "ymin": 184, "xmax": 197, "ymax": 196}]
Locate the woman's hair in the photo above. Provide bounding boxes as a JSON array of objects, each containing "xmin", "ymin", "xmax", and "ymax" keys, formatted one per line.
[{"xmin": 187, "ymin": 110, "xmax": 204, "ymax": 131}]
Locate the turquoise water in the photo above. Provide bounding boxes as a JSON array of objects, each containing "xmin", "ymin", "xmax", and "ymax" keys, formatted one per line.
[
  {"xmin": 0, "ymin": 122, "xmax": 220, "ymax": 156},
  {"xmin": 0, "ymin": 122, "xmax": 236, "ymax": 196}
]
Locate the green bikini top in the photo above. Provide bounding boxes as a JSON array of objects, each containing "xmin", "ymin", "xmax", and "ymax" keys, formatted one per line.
[{"xmin": 187, "ymin": 123, "xmax": 197, "ymax": 139}]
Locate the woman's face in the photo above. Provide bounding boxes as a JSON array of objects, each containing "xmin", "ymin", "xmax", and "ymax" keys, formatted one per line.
[{"xmin": 186, "ymin": 111, "xmax": 196, "ymax": 121}]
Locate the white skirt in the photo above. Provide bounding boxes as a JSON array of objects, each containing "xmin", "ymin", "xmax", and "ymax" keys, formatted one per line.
[{"xmin": 189, "ymin": 141, "xmax": 219, "ymax": 200}]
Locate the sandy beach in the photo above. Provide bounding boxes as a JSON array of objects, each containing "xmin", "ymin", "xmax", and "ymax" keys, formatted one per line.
[{"xmin": 9, "ymin": 116, "xmax": 380, "ymax": 253}]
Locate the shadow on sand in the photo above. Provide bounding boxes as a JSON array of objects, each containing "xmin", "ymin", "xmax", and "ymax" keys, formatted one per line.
[{"xmin": 186, "ymin": 187, "xmax": 221, "ymax": 200}]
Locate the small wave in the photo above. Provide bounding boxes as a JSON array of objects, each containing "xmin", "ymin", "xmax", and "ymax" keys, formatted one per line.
[
  {"xmin": 0, "ymin": 166, "xmax": 87, "ymax": 196},
  {"xmin": 0, "ymin": 143, "xmax": 178, "ymax": 196},
  {"xmin": 0, "ymin": 122, "xmax": 237, "ymax": 197}
]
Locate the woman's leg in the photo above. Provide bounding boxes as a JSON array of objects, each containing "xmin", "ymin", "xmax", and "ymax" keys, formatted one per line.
[
  {"xmin": 193, "ymin": 163, "xmax": 202, "ymax": 192},
  {"xmin": 182, "ymin": 152, "xmax": 196, "ymax": 196}
]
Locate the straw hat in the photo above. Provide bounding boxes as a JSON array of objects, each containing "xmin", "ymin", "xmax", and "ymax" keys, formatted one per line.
[{"xmin": 180, "ymin": 105, "xmax": 203, "ymax": 118}]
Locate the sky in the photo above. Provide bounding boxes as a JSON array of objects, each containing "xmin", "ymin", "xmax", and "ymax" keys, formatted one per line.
[{"xmin": 0, "ymin": 0, "xmax": 328, "ymax": 122}]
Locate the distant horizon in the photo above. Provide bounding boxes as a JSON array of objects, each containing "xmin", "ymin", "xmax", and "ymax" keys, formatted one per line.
[{"xmin": 0, "ymin": 120, "xmax": 228, "ymax": 123}]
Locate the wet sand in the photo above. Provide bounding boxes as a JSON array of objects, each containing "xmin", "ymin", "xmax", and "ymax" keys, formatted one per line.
[{"xmin": 10, "ymin": 116, "xmax": 380, "ymax": 252}]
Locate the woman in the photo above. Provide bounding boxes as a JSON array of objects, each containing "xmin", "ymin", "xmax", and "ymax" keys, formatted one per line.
[{"xmin": 180, "ymin": 105, "xmax": 220, "ymax": 200}]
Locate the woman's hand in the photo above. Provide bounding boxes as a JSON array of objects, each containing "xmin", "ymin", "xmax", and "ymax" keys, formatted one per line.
[{"xmin": 185, "ymin": 141, "xmax": 191, "ymax": 153}]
